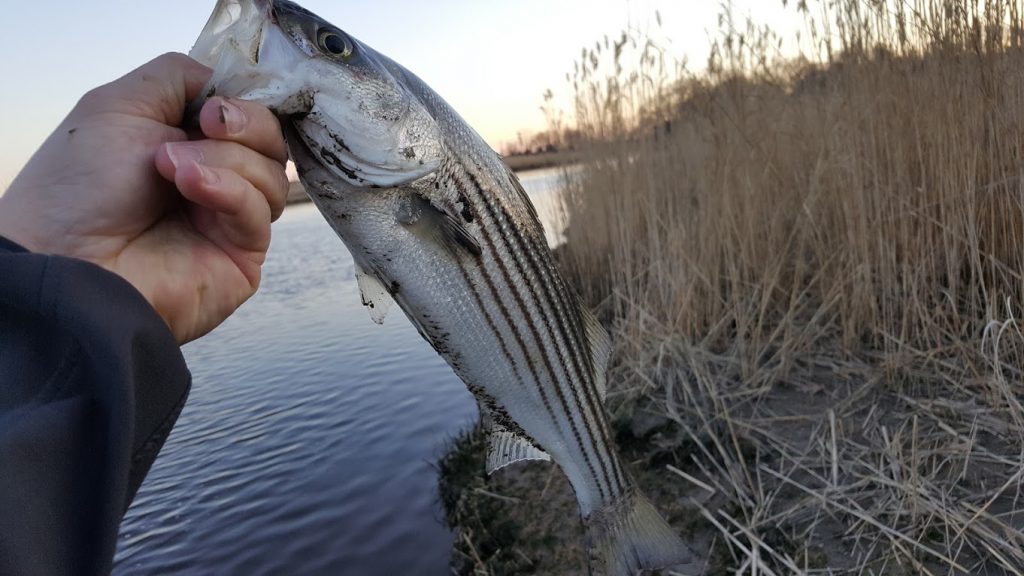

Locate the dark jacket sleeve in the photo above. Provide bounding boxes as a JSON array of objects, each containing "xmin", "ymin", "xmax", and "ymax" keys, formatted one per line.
[{"xmin": 0, "ymin": 236, "xmax": 191, "ymax": 575}]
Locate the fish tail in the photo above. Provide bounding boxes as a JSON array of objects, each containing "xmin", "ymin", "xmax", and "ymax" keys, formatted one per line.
[{"xmin": 584, "ymin": 490, "xmax": 699, "ymax": 576}]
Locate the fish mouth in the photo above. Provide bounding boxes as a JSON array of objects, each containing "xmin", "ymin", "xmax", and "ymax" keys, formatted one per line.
[
  {"xmin": 191, "ymin": 0, "xmax": 271, "ymax": 66},
  {"xmin": 189, "ymin": 0, "xmax": 312, "ymax": 116}
]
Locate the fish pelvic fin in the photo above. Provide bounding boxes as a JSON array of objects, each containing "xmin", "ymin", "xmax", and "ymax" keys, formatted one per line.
[
  {"xmin": 354, "ymin": 263, "xmax": 394, "ymax": 324},
  {"xmin": 585, "ymin": 490, "xmax": 701, "ymax": 576}
]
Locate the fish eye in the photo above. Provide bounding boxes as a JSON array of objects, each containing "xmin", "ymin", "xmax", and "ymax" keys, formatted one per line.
[{"xmin": 318, "ymin": 28, "xmax": 353, "ymax": 58}]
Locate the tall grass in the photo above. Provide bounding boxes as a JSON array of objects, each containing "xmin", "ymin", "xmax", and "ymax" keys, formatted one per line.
[{"xmin": 556, "ymin": 0, "xmax": 1024, "ymax": 572}]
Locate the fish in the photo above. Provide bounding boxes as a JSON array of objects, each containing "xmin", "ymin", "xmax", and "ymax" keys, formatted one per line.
[{"xmin": 189, "ymin": 1, "xmax": 698, "ymax": 573}]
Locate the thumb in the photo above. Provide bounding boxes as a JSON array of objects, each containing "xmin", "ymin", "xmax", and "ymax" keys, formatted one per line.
[{"xmin": 76, "ymin": 53, "xmax": 213, "ymax": 126}]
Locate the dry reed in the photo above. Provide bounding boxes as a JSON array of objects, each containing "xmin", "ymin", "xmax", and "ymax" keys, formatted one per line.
[{"xmin": 553, "ymin": 0, "xmax": 1024, "ymax": 573}]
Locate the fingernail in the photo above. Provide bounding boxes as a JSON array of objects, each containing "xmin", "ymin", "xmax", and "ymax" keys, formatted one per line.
[
  {"xmin": 166, "ymin": 142, "xmax": 203, "ymax": 169},
  {"xmin": 219, "ymin": 98, "xmax": 246, "ymax": 135}
]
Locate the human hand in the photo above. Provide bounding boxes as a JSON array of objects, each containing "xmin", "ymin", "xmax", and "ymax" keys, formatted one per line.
[{"xmin": 0, "ymin": 53, "xmax": 289, "ymax": 344}]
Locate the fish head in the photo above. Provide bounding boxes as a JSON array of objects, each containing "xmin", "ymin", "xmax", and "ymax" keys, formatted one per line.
[{"xmin": 190, "ymin": 0, "xmax": 442, "ymax": 188}]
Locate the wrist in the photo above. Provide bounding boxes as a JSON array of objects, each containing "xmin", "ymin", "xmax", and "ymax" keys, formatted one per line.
[{"xmin": 0, "ymin": 192, "xmax": 45, "ymax": 254}]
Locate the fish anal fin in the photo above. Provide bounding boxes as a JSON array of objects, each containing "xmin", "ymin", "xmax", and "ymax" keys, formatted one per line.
[
  {"xmin": 355, "ymin": 264, "xmax": 394, "ymax": 324},
  {"xmin": 486, "ymin": 427, "xmax": 551, "ymax": 474},
  {"xmin": 582, "ymin": 308, "xmax": 612, "ymax": 401},
  {"xmin": 585, "ymin": 490, "xmax": 700, "ymax": 575},
  {"xmin": 397, "ymin": 193, "xmax": 481, "ymax": 258},
  {"xmin": 474, "ymin": 395, "xmax": 551, "ymax": 474}
]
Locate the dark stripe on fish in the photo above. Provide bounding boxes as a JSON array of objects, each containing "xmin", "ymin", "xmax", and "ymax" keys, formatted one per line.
[
  {"xmin": 466, "ymin": 163, "xmax": 628, "ymax": 496},
  {"xmin": 455, "ymin": 164, "xmax": 619, "ymax": 499},
  {"xmin": 501, "ymin": 171, "xmax": 630, "ymax": 493},
  {"xmin": 443, "ymin": 184, "xmax": 568, "ymax": 460}
]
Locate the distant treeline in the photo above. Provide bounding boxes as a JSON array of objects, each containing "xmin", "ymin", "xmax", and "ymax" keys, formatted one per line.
[{"xmin": 499, "ymin": 128, "xmax": 584, "ymax": 157}]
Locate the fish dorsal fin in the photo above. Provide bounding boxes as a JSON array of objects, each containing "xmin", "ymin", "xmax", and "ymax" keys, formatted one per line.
[
  {"xmin": 354, "ymin": 263, "xmax": 394, "ymax": 324},
  {"xmin": 397, "ymin": 193, "xmax": 481, "ymax": 258},
  {"xmin": 504, "ymin": 165, "xmax": 542, "ymax": 226},
  {"xmin": 583, "ymin": 308, "xmax": 612, "ymax": 401},
  {"xmin": 486, "ymin": 425, "xmax": 551, "ymax": 474}
]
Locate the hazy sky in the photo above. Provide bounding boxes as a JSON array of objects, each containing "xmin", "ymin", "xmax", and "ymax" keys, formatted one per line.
[{"xmin": 0, "ymin": 1, "xmax": 804, "ymax": 187}]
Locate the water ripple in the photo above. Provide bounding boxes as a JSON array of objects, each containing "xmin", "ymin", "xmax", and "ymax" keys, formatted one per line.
[{"xmin": 114, "ymin": 171, "xmax": 558, "ymax": 574}]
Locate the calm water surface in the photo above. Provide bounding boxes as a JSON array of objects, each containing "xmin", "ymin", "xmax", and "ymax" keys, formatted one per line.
[{"xmin": 113, "ymin": 168, "xmax": 568, "ymax": 575}]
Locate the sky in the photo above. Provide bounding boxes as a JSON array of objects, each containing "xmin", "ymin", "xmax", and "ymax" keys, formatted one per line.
[{"xmin": 0, "ymin": 0, "xmax": 805, "ymax": 187}]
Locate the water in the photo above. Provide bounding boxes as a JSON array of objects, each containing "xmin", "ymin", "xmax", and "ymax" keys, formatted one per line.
[{"xmin": 113, "ymin": 167, "xmax": 568, "ymax": 575}]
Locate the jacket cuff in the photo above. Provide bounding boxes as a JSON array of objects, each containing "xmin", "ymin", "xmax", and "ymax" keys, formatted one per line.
[{"xmin": 0, "ymin": 236, "xmax": 191, "ymax": 574}]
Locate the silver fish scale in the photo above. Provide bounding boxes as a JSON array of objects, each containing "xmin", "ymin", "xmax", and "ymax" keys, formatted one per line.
[{"xmin": 428, "ymin": 140, "xmax": 628, "ymax": 505}]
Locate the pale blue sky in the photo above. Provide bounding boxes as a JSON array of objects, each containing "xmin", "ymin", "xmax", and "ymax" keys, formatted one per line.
[{"xmin": 0, "ymin": 1, "xmax": 803, "ymax": 187}]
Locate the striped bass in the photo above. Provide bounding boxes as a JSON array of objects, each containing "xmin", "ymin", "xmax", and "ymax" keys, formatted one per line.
[{"xmin": 190, "ymin": 1, "xmax": 697, "ymax": 573}]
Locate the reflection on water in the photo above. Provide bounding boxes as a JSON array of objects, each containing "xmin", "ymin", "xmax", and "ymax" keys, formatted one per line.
[
  {"xmin": 113, "ymin": 168, "xmax": 569, "ymax": 575},
  {"xmin": 518, "ymin": 165, "xmax": 574, "ymax": 247}
]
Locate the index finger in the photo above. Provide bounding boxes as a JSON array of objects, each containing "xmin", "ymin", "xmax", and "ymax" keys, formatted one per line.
[{"xmin": 198, "ymin": 96, "xmax": 289, "ymax": 166}]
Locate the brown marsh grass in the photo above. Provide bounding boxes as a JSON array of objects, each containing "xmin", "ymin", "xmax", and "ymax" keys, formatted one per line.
[{"xmin": 549, "ymin": 0, "xmax": 1024, "ymax": 573}]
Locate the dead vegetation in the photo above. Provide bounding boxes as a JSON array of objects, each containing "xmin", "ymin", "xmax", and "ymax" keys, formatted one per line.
[
  {"xmin": 557, "ymin": 0, "xmax": 1024, "ymax": 573},
  {"xmin": 442, "ymin": 1, "xmax": 1024, "ymax": 574}
]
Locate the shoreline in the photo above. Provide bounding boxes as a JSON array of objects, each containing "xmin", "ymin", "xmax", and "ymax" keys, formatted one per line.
[
  {"xmin": 435, "ymin": 305, "xmax": 1024, "ymax": 574},
  {"xmin": 284, "ymin": 151, "xmax": 576, "ymax": 205},
  {"xmin": 437, "ymin": 414, "xmax": 709, "ymax": 575}
]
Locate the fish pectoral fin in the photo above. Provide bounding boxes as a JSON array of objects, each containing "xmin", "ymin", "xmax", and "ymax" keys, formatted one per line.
[
  {"xmin": 583, "ymin": 308, "xmax": 612, "ymax": 401},
  {"xmin": 398, "ymin": 193, "xmax": 482, "ymax": 258},
  {"xmin": 486, "ymin": 427, "xmax": 551, "ymax": 474},
  {"xmin": 355, "ymin": 263, "xmax": 395, "ymax": 324}
]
